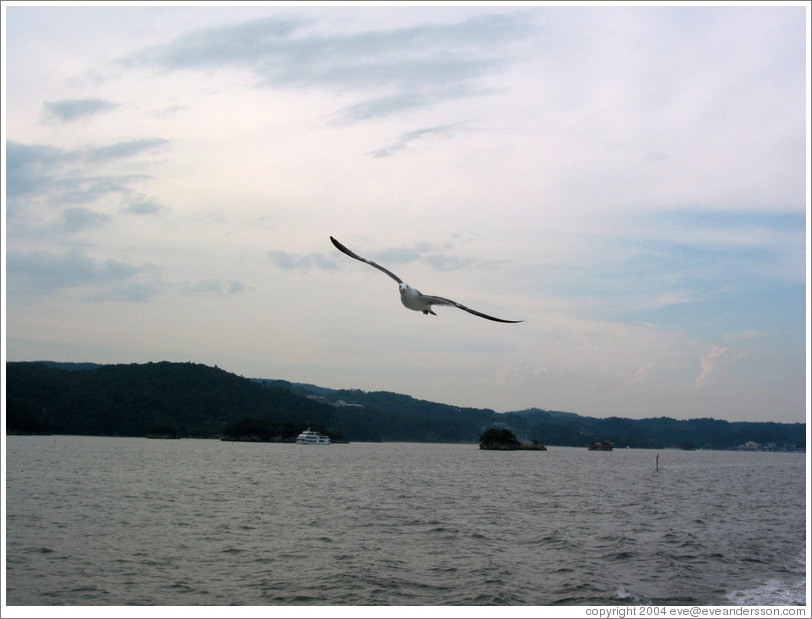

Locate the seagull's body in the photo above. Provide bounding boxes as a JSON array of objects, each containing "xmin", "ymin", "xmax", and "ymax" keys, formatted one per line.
[{"xmin": 330, "ymin": 236, "xmax": 522, "ymax": 323}]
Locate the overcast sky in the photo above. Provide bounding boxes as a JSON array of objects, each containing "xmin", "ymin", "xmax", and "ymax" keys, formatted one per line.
[{"xmin": 2, "ymin": 3, "xmax": 808, "ymax": 423}]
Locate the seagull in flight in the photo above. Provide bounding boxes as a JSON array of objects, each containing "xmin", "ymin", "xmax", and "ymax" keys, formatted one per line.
[{"xmin": 330, "ymin": 236, "xmax": 523, "ymax": 323}]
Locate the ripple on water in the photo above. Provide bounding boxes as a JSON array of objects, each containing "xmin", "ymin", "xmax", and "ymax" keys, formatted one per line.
[{"xmin": 4, "ymin": 438, "xmax": 807, "ymax": 606}]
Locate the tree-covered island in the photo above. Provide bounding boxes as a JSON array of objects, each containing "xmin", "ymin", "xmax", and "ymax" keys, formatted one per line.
[{"xmin": 480, "ymin": 428, "xmax": 547, "ymax": 450}]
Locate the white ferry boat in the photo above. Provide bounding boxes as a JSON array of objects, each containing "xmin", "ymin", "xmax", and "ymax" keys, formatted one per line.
[{"xmin": 295, "ymin": 428, "xmax": 331, "ymax": 445}]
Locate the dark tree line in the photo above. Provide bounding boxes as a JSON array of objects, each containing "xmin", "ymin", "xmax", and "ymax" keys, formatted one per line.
[{"xmin": 5, "ymin": 361, "xmax": 805, "ymax": 450}]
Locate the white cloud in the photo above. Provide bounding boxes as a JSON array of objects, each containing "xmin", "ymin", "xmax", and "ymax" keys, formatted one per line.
[
  {"xmin": 694, "ymin": 345, "xmax": 744, "ymax": 388},
  {"xmin": 620, "ymin": 364, "xmax": 655, "ymax": 391},
  {"xmin": 268, "ymin": 250, "xmax": 338, "ymax": 272}
]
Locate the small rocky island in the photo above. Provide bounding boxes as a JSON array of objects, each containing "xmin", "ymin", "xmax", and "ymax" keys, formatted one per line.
[{"xmin": 479, "ymin": 428, "xmax": 547, "ymax": 451}]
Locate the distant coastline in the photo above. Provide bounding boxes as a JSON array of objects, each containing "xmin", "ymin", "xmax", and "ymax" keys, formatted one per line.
[{"xmin": 5, "ymin": 361, "xmax": 806, "ymax": 451}]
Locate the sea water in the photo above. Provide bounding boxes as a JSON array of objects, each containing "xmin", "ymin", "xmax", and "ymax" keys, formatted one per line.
[{"xmin": 4, "ymin": 436, "xmax": 807, "ymax": 606}]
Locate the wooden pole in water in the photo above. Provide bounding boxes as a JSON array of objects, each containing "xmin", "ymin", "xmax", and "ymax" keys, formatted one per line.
[{"xmin": 656, "ymin": 453, "xmax": 659, "ymax": 471}]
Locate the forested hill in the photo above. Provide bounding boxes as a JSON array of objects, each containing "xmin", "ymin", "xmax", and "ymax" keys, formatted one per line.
[
  {"xmin": 6, "ymin": 361, "xmax": 334, "ymax": 438},
  {"xmin": 5, "ymin": 362, "xmax": 490, "ymax": 442},
  {"xmin": 5, "ymin": 361, "xmax": 806, "ymax": 450}
]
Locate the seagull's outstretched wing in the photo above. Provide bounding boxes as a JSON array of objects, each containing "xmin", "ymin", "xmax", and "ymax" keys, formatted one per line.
[
  {"xmin": 330, "ymin": 236, "xmax": 402, "ymax": 284},
  {"xmin": 421, "ymin": 295, "xmax": 524, "ymax": 323},
  {"xmin": 331, "ymin": 235, "xmax": 523, "ymax": 323}
]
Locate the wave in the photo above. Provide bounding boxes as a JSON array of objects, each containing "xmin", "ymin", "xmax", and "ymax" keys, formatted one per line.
[
  {"xmin": 615, "ymin": 586, "xmax": 650, "ymax": 605},
  {"xmin": 727, "ymin": 577, "xmax": 806, "ymax": 606},
  {"xmin": 727, "ymin": 554, "xmax": 806, "ymax": 606}
]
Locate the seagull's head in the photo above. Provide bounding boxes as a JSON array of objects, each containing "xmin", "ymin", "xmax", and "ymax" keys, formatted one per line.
[{"xmin": 398, "ymin": 283, "xmax": 415, "ymax": 298}]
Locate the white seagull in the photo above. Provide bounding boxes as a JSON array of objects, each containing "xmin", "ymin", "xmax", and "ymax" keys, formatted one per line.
[{"xmin": 330, "ymin": 236, "xmax": 523, "ymax": 323}]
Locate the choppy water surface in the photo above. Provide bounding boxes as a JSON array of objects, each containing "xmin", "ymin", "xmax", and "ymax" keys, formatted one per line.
[{"xmin": 5, "ymin": 436, "xmax": 807, "ymax": 606}]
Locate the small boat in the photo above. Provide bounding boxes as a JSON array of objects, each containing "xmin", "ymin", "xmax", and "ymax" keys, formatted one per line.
[
  {"xmin": 295, "ymin": 428, "xmax": 331, "ymax": 445},
  {"xmin": 588, "ymin": 440, "xmax": 613, "ymax": 451}
]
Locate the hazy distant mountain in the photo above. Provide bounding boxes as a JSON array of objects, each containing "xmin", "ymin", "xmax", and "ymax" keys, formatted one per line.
[
  {"xmin": 5, "ymin": 361, "xmax": 805, "ymax": 450},
  {"xmin": 253, "ymin": 378, "xmax": 337, "ymax": 399},
  {"xmin": 507, "ymin": 407, "xmax": 586, "ymax": 421}
]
